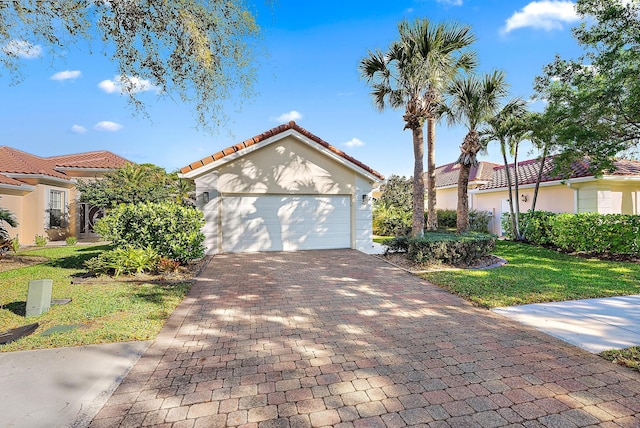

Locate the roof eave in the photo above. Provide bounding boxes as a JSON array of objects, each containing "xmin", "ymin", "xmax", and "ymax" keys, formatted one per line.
[{"xmin": 181, "ymin": 128, "xmax": 383, "ymax": 183}]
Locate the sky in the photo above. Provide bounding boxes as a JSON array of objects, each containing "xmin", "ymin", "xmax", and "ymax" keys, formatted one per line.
[{"xmin": 1, "ymin": 0, "xmax": 586, "ymax": 179}]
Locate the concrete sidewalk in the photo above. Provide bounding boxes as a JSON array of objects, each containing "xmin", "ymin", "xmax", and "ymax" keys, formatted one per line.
[
  {"xmin": 0, "ymin": 341, "xmax": 150, "ymax": 428},
  {"xmin": 493, "ymin": 295, "xmax": 640, "ymax": 353}
]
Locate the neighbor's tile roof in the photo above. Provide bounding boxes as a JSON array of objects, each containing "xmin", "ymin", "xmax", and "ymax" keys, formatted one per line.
[
  {"xmin": 180, "ymin": 121, "xmax": 385, "ymax": 180},
  {"xmin": 477, "ymin": 157, "xmax": 640, "ymax": 190},
  {"xmin": 0, "ymin": 146, "xmax": 129, "ymax": 188},
  {"xmin": 433, "ymin": 161, "xmax": 501, "ymax": 187}
]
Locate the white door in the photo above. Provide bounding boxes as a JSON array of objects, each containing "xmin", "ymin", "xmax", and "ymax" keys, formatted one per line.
[{"xmin": 221, "ymin": 195, "xmax": 351, "ymax": 252}]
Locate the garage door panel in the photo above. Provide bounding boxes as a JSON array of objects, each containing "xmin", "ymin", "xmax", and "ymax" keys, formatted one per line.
[{"xmin": 221, "ymin": 195, "xmax": 350, "ymax": 252}]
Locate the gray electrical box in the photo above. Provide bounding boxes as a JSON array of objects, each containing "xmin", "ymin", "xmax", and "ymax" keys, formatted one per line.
[{"xmin": 26, "ymin": 279, "xmax": 53, "ymax": 317}]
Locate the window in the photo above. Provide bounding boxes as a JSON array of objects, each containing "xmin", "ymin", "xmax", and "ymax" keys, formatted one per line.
[{"xmin": 49, "ymin": 190, "xmax": 66, "ymax": 228}]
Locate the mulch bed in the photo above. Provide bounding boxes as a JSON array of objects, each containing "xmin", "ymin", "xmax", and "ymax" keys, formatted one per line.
[
  {"xmin": 0, "ymin": 254, "xmax": 49, "ymax": 273},
  {"xmin": 376, "ymin": 252, "xmax": 507, "ymax": 273}
]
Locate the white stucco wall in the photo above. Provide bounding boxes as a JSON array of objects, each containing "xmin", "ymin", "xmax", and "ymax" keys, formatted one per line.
[{"xmin": 191, "ymin": 133, "xmax": 378, "ymax": 254}]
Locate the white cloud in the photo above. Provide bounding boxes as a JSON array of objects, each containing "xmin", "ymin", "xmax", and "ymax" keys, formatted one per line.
[
  {"xmin": 501, "ymin": 1, "xmax": 579, "ymax": 34},
  {"xmin": 98, "ymin": 75, "xmax": 160, "ymax": 94},
  {"xmin": 51, "ymin": 70, "xmax": 82, "ymax": 81},
  {"xmin": 94, "ymin": 121, "xmax": 123, "ymax": 132},
  {"xmin": 436, "ymin": 0, "xmax": 463, "ymax": 6},
  {"xmin": 344, "ymin": 138, "xmax": 365, "ymax": 148},
  {"xmin": 70, "ymin": 124, "xmax": 87, "ymax": 134},
  {"xmin": 2, "ymin": 40, "xmax": 42, "ymax": 59},
  {"xmin": 275, "ymin": 110, "xmax": 303, "ymax": 122}
]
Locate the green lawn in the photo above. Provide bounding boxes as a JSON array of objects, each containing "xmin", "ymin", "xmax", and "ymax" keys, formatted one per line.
[
  {"xmin": 420, "ymin": 240, "xmax": 640, "ymax": 309},
  {"xmin": 0, "ymin": 245, "xmax": 190, "ymax": 352}
]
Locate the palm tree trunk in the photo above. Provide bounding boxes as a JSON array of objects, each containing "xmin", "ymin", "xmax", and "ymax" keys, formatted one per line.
[
  {"xmin": 501, "ymin": 142, "xmax": 517, "ymax": 238},
  {"xmin": 425, "ymin": 117, "xmax": 437, "ymax": 231},
  {"xmin": 456, "ymin": 163, "xmax": 471, "ymax": 233},
  {"xmin": 513, "ymin": 142, "xmax": 522, "ymax": 240},
  {"xmin": 531, "ymin": 142, "xmax": 549, "ymax": 214},
  {"xmin": 412, "ymin": 126, "xmax": 426, "ymax": 237}
]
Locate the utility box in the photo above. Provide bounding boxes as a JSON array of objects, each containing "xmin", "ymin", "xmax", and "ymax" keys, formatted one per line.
[{"xmin": 26, "ymin": 279, "xmax": 53, "ymax": 317}]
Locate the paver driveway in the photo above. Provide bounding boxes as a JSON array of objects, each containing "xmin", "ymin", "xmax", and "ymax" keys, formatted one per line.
[{"xmin": 91, "ymin": 250, "xmax": 640, "ymax": 427}]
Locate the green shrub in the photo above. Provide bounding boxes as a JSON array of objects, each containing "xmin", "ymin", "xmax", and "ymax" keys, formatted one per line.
[
  {"xmin": 373, "ymin": 203, "xmax": 411, "ymax": 236},
  {"xmin": 10, "ymin": 235, "xmax": 20, "ymax": 252},
  {"xmin": 429, "ymin": 209, "xmax": 491, "ymax": 233},
  {"xmin": 34, "ymin": 234, "xmax": 47, "ymax": 247},
  {"xmin": 550, "ymin": 213, "xmax": 640, "ymax": 254},
  {"xmin": 95, "ymin": 202, "xmax": 205, "ymax": 263},
  {"xmin": 85, "ymin": 246, "xmax": 160, "ymax": 277},
  {"xmin": 468, "ymin": 210, "xmax": 492, "ymax": 233},
  {"xmin": 385, "ymin": 232, "xmax": 496, "ymax": 265},
  {"xmin": 504, "ymin": 210, "xmax": 556, "ymax": 244},
  {"xmin": 65, "ymin": 236, "xmax": 77, "ymax": 246},
  {"xmin": 435, "ymin": 209, "xmax": 457, "ymax": 229},
  {"xmin": 508, "ymin": 211, "xmax": 640, "ymax": 255}
]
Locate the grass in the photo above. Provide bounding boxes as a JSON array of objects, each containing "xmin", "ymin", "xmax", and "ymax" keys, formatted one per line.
[
  {"xmin": 0, "ymin": 244, "xmax": 191, "ymax": 352},
  {"xmin": 420, "ymin": 240, "xmax": 640, "ymax": 309},
  {"xmin": 601, "ymin": 347, "xmax": 640, "ymax": 372},
  {"xmin": 420, "ymin": 239, "xmax": 640, "ymax": 371}
]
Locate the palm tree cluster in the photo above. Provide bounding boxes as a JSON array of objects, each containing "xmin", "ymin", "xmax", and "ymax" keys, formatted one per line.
[{"xmin": 360, "ymin": 18, "xmax": 532, "ymax": 235}]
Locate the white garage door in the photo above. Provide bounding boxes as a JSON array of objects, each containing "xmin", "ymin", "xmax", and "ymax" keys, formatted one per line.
[{"xmin": 221, "ymin": 195, "xmax": 351, "ymax": 253}]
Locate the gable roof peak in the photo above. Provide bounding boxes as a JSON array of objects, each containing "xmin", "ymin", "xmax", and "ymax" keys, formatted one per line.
[{"xmin": 180, "ymin": 122, "xmax": 384, "ymax": 180}]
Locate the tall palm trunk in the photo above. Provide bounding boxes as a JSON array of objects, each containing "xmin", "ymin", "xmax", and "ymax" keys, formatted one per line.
[
  {"xmin": 456, "ymin": 163, "xmax": 471, "ymax": 232},
  {"xmin": 412, "ymin": 126, "xmax": 426, "ymax": 236},
  {"xmin": 456, "ymin": 130, "xmax": 481, "ymax": 233},
  {"xmin": 501, "ymin": 142, "xmax": 517, "ymax": 238},
  {"xmin": 425, "ymin": 117, "xmax": 437, "ymax": 231}
]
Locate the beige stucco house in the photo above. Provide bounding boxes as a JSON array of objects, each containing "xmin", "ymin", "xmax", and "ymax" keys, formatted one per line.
[
  {"xmin": 0, "ymin": 147, "xmax": 129, "ymax": 245},
  {"xmin": 180, "ymin": 122, "xmax": 384, "ymax": 254},
  {"xmin": 435, "ymin": 157, "xmax": 640, "ymax": 235}
]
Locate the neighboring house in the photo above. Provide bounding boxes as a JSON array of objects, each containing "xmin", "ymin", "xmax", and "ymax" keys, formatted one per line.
[
  {"xmin": 180, "ymin": 121, "xmax": 384, "ymax": 254},
  {"xmin": 434, "ymin": 157, "xmax": 640, "ymax": 235},
  {"xmin": 0, "ymin": 147, "xmax": 129, "ymax": 245}
]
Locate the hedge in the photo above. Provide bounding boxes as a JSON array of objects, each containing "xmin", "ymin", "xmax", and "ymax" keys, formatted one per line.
[
  {"xmin": 384, "ymin": 232, "xmax": 496, "ymax": 265},
  {"xmin": 506, "ymin": 211, "xmax": 640, "ymax": 255}
]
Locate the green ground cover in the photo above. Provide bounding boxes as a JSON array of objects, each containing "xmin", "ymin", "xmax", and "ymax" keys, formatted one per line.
[
  {"xmin": 0, "ymin": 245, "xmax": 190, "ymax": 352},
  {"xmin": 421, "ymin": 240, "xmax": 640, "ymax": 309}
]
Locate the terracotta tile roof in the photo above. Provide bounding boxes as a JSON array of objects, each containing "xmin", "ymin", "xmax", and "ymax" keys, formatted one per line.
[
  {"xmin": 478, "ymin": 157, "xmax": 640, "ymax": 190},
  {"xmin": 0, "ymin": 174, "xmax": 27, "ymax": 187},
  {"xmin": 433, "ymin": 161, "xmax": 501, "ymax": 188},
  {"xmin": 0, "ymin": 146, "xmax": 129, "ymax": 187},
  {"xmin": 180, "ymin": 121, "xmax": 385, "ymax": 180}
]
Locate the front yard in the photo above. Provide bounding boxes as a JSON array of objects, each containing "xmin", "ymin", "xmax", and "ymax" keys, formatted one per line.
[
  {"xmin": 421, "ymin": 240, "xmax": 640, "ymax": 308},
  {"xmin": 0, "ymin": 244, "xmax": 191, "ymax": 352}
]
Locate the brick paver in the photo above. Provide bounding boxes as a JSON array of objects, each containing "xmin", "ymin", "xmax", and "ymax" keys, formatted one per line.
[{"xmin": 90, "ymin": 250, "xmax": 640, "ymax": 427}]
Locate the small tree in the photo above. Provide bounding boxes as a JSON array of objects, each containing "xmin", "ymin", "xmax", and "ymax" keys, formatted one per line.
[
  {"xmin": 480, "ymin": 100, "xmax": 530, "ymax": 239},
  {"xmin": 77, "ymin": 163, "xmax": 194, "ymax": 209}
]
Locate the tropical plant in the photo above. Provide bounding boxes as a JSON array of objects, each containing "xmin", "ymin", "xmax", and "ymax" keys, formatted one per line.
[
  {"xmin": 0, "ymin": 205, "xmax": 17, "ymax": 242},
  {"xmin": 440, "ymin": 71, "xmax": 510, "ymax": 232},
  {"xmin": 480, "ymin": 99, "xmax": 530, "ymax": 239},
  {"xmin": 359, "ymin": 18, "xmax": 476, "ymax": 236},
  {"xmin": 77, "ymin": 163, "xmax": 194, "ymax": 209}
]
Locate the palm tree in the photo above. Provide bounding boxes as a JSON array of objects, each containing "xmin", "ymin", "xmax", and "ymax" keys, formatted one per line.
[
  {"xmin": 0, "ymin": 205, "xmax": 18, "ymax": 242},
  {"xmin": 481, "ymin": 100, "xmax": 529, "ymax": 238},
  {"xmin": 440, "ymin": 71, "xmax": 509, "ymax": 233},
  {"xmin": 359, "ymin": 18, "xmax": 476, "ymax": 236}
]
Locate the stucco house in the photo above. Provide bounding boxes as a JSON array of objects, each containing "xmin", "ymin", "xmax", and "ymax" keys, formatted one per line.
[
  {"xmin": 434, "ymin": 157, "xmax": 640, "ymax": 235},
  {"xmin": 0, "ymin": 147, "xmax": 129, "ymax": 245},
  {"xmin": 180, "ymin": 122, "xmax": 384, "ymax": 254}
]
